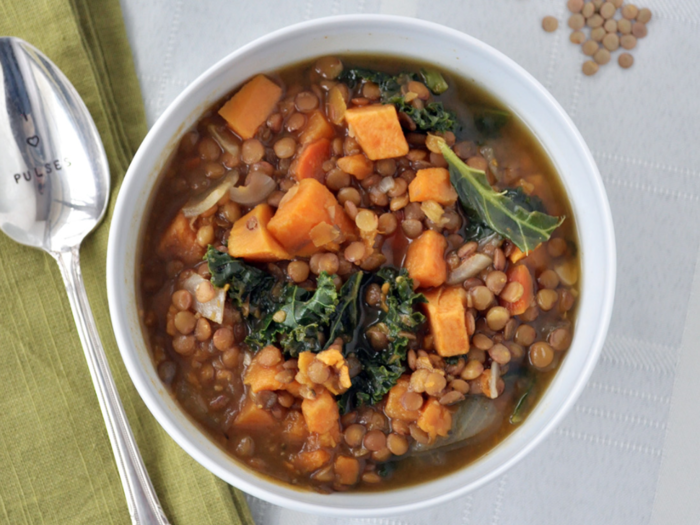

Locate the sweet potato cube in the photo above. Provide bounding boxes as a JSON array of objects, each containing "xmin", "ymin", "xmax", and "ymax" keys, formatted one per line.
[
  {"xmin": 408, "ymin": 167, "xmax": 458, "ymax": 206},
  {"xmin": 334, "ymin": 455, "xmax": 360, "ymax": 486},
  {"xmin": 268, "ymin": 178, "xmax": 357, "ymax": 257},
  {"xmin": 244, "ymin": 361, "xmax": 284, "ymax": 393},
  {"xmin": 417, "ymin": 399, "xmax": 452, "ymax": 441},
  {"xmin": 228, "ymin": 204, "xmax": 291, "ymax": 262},
  {"xmin": 218, "ymin": 75, "xmax": 282, "ymax": 140},
  {"xmin": 317, "ymin": 426, "xmax": 342, "ymax": 448},
  {"xmin": 301, "ymin": 387, "xmax": 339, "ymax": 435},
  {"xmin": 157, "ymin": 211, "xmax": 205, "ymax": 266},
  {"xmin": 282, "ymin": 411, "xmax": 308, "ymax": 445},
  {"xmin": 300, "ymin": 111, "xmax": 335, "ymax": 145},
  {"xmin": 232, "ymin": 398, "xmax": 276, "ymax": 429},
  {"xmin": 336, "ymin": 153, "xmax": 374, "ymax": 180},
  {"xmin": 244, "ymin": 345, "xmax": 286, "ymax": 392},
  {"xmin": 404, "ymin": 230, "xmax": 447, "ymax": 289},
  {"xmin": 293, "ymin": 138, "xmax": 331, "ymax": 182},
  {"xmin": 297, "ymin": 349, "xmax": 351, "ymax": 395},
  {"xmin": 384, "ymin": 376, "xmax": 421, "ymax": 422},
  {"xmin": 294, "ymin": 449, "xmax": 331, "ymax": 473},
  {"xmin": 345, "ymin": 104, "xmax": 409, "ymax": 160},
  {"xmin": 423, "ymin": 286, "xmax": 470, "ymax": 357}
]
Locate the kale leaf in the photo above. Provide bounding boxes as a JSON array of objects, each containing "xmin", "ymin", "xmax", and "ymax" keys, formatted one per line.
[
  {"xmin": 438, "ymin": 139, "xmax": 564, "ymax": 253},
  {"xmin": 245, "ymin": 272, "xmax": 339, "ymax": 356},
  {"xmin": 339, "ymin": 268, "xmax": 426, "ymax": 412},
  {"xmin": 327, "ymin": 271, "xmax": 364, "ymax": 345},
  {"xmin": 338, "ymin": 67, "xmax": 457, "ymax": 133},
  {"xmin": 388, "ymin": 95, "xmax": 457, "ymax": 133},
  {"xmin": 205, "ymin": 246, "xmax": 273, "ymax": 307},
  {"xmin": 473, "ymin": 107, "xmax": 510, "ymax": 138},
  {"xmin": 420, "ymin": 68, "xmax": 449, "ymax": 95}
]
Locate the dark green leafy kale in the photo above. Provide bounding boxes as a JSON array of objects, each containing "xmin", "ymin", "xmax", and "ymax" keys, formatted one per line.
[
  {"xmin": 376, "ymin": 267, "xmax": 427, "ymax": 357},
  {"xmin": 327, "ymin": 272, "xmax": 364, "ymax": 344},
  {"xmin": 338, "ymin": 68, "xmax": 412, "ymax": 94},
  {"xmin": 510, "ymin": 370, "xmax": 536, "ymax": 425},
  {"xmin": 338, "ymin": 68, "xmax": 457, "ymax": 133},
  {"xmin": 473, "ymin": 107, "xmax": 510, "ymax": 138},
  {"xmin": 339, "ymin": 268, "xmax": 426, "ymax": 413},
  {"xmin": 245, "ymin": 272, "xmax": 339, "ymax": 356},
  {"xmin": 420, "ymin": 68, "xmax": 449, "ymax": 95},
  {"xmin": 205, "ymin": 246, "xmax": 273, "ymax": 307},
  {"xmin": 438, "ymin": 139, "xmax": 564, "ymax": 253},
  {"xmin": 376, "ymin": 461, "xmax": 397, "ymax": 478},
  {"xmin": 387, "ymin": 96, "xmax": 457, "ymax": 133}
]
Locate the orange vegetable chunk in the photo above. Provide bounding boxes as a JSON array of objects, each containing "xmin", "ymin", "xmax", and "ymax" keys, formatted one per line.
[
  {"xmin": 282, "ymin": 411, "xmax": 308, "ymax": 445},
  {"xmin": 404, "ymin": 230, "xmax": 447, "ymax": 289},
  {"xmin": 501, "ymin": 264, "xmax": 535, "ymax": 316},
  {"xmin": 336, "ymin": 153, "xmax": 374, "ymax": 180},
  {"xmin": 267, "ymin": 178, "xmax": 357, "ymax": 257},
  {"xmin": 408, "ymin": 167, "xmax": 458, "ymax": 206},
  {"xmin": 417, "ymin": 399, "xmax": 452, "ymax": 441},
  {"xmin": 334, "ymin": 455, "xmax": 360, "ymax": 485},
  {"xmin": 294, "ymin": 449, "xmax": 331, "ymax": 473},
  {"xmin": 232, "ymin": 398, "xmax": 276, "ymax": 429},
  {"xmin": 157, "ymin": 211, "xmax": 205, "ymax": 266},
  {"xmin": 228, "ymin": 204, "xmax": 291, "ymax": 262},
  {"xmin": 244, "ymin": 350, "xmax": 285, "ymax": 393},
  {"xmin": 300, "ymin": 111, "xmax": 335, "ymax": 145},
  {"xmin": 423, "ymin": 286, "xmax": 470, "ymax": 357},
  {"xmin": 384, "ymin": 376, "xmax": 421, "ymax": 422},
  {"xmin": 218, "ymin": 74, "xmax": 282, "ymax": 140},
  {"xmin": 345, "ymin": 104, "xmax": 409, "ymax": 160},
  {"xmin": 293, "ymin": 138, "xmax": 331, "ymax": 181},
  {"xmin": 301, "ymin": 387, "xmax": 339, "ymax": 435}
]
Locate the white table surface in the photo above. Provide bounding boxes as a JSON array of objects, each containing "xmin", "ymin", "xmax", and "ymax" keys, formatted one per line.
[{"xmin": 118, "ymin": 1, "xmax": 700, "ymax": 523}]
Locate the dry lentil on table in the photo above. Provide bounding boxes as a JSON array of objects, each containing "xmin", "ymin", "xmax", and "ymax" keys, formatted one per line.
[
  {"xmin": 138, "ymin": 54, "xmax": 580, "ymax": 493},
  {"xmin": 549, "ymin": 0, "xmax": 652, "ymax": 73}
]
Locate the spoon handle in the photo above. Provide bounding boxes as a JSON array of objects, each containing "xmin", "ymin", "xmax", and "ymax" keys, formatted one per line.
[{"xmin": 53, "ymin": 247, "xmax": 171, "ymax": 525}]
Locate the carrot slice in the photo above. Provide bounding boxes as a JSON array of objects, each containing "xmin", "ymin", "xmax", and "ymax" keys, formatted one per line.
[
  {"xmin": 292, "ymin": 138, "xmax": 331, "ymax": 181},
  {"xmin": 500, "ymin": 264, "xmax": 534, "ymax": 316}
]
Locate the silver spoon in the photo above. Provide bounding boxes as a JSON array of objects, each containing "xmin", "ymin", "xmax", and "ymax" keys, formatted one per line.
[{"xmin": 0, "ymin": 37, "xmax": 170, "ymax": 525}]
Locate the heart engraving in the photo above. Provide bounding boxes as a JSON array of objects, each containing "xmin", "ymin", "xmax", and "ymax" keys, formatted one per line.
[{"xmin": 26, "ymin": 135, "xmax": 40, "ymax": 147}]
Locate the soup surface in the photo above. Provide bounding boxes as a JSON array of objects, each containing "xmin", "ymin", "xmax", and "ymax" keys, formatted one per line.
[{"xmin": 138, "ymin": 55, "xmax": 579, "ymax": 492}]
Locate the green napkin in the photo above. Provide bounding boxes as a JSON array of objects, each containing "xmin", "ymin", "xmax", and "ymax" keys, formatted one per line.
[{"xmin": 0, "ymin": 2, "xmax": 254, "ymax": 524}]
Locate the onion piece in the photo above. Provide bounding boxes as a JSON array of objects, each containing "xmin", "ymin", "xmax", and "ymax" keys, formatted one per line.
[
  {"xmin": 180, "ymin": 273, "xmax": 225, "ymax": 324},
  {"xmin": 229, "ymin": 171, "xmax": 276, "ymax": 206},
  {"xmin": 421, "ymin": 200, "xmax": 445, "ymax": 225},
  {"xmin": 446, "ymin": 253, "xmax": 492, "ymax": 285},
  {"xmin": 489, "ymin": 362, "xmax": 499, "ymax": 399},
  {"xmin": 182, "ymin": 171, "xmax": 239, "ymax": 218},
  {"xmin": 207, "ymin": 124, "xmax": 241, "ymax": 157},
  {"xmin": 410, "ymin": 396, "xmax": 501, "ymax": 454}
]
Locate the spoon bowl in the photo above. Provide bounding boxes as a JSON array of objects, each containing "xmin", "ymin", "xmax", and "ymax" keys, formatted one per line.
[
  {"xmin": 0, "ymin": 37, "xmax": 109, "ymax": 251},
  {"xmin": 0, "ymin": 37, "xmax": 170, "ymax": 525}
]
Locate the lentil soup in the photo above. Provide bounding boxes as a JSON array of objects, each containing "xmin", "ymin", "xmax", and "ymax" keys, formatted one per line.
[{"xmin": 138, "ymin": 55, "xmax": 579, "ymax": 493}]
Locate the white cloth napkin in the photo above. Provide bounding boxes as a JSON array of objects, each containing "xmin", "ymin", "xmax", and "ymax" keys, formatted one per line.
[{"xmin": 119, "ymin": 0, "xmax": 700, "ymax": 522}]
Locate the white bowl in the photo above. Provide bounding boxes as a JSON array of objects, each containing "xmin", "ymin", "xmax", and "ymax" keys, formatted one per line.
[{"xmin": 107, "ymin": 14, "xmax": 616, "ymax": 517}]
